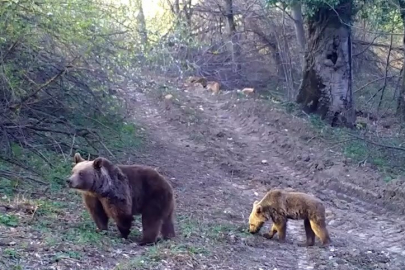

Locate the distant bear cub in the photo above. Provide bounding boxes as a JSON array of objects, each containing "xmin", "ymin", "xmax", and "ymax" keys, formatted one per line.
[
  {"xmin": 66, "ymin": 153, "xmax": 176, "ymax": 245},
  {"xmin": 248, "ymin": 188, "xmax": 331, "ymax": 246}
]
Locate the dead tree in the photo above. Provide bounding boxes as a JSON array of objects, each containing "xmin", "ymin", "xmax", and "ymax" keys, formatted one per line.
[{"xmin": 296, "ymin": 0, "xmax": 355, "ymax": 127}]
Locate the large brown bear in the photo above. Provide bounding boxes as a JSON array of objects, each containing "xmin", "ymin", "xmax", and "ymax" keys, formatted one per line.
[
  {"xmin": 248, "ymin": 188, "xmax": 331, "ymax": 247},
  {"xmin": 66, "ymin": 153, "xmax": 176, "ymax": 246}
]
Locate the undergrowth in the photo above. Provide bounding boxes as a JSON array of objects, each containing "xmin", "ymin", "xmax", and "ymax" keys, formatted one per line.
[
  {"xmin": 0, "ymin": 120, "xmax": 142, "ymax": 199},
  {"xmin": 257, "ymin": 91, "xmax": 405, "ymax": 180},
  {"xmin": 306, "ymin": 114, "xmax": 405, "ymax": 179}
]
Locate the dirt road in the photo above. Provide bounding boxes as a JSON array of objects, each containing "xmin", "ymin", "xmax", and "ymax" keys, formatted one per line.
[{"xmin": 127, "ymin": 82, "xmax": 405, "ymax": 270}]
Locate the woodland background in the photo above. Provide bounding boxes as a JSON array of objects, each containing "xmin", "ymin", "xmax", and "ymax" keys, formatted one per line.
[{"xmin": 2, "ymin": 0, "xmax": 405, "ymax": 268}]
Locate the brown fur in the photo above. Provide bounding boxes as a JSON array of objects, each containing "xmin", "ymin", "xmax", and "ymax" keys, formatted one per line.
[
  {"xmin": 206, "ymin": 81, "xmax": 220, "ymax": 94},
  {"xmin": 248, "ymin": 188, "xmax": 331, "ymax": 246},
  {"xmin": 67, "ymin": 153, "xmax": 176, "ymax": 246},
  {"xmin": 187, "ymin": 76, "xmax": 207, "ymax": 88}
]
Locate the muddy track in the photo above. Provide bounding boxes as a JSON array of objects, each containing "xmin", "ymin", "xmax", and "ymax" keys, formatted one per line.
[{"xmin": 128, "ymin": 86, "xmax": 405, "ymax": 270}]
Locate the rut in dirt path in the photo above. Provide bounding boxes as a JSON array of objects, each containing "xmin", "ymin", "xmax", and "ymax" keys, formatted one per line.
[{"xmin": 128, "ymin": 86, "xmax": 405, "ymax": 270}]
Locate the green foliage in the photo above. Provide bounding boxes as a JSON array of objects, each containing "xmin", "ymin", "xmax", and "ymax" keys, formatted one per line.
[
  {"xmin": 266, "ymin": 0, "xmax": 346, "ymax": 18},
  {"xmin": 3, "ymin": 248, "xmax": 20, "ymax": 259},
  {"xmin": 0, "ymin": 214, "xmax": 19, "ymax": 227},
  {"xmin": 358, "ymin": 0, "xmax": 402, "ymax": 33},
  {"xmin": 0, "ymin": 0, "xmax": 145, "ymax": 188},
  {"xmin": 266, "ymin": 0, "xmax": 401, "ymax": 33},
  {"xmin": 0, "ymin": 178, "xmax": 18, "ymax": 197}
]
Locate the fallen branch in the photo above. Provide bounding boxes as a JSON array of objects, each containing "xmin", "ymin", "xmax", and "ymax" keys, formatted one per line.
[
  {"xmin": 353, "ymin": 39, "xmax": 404, "ymax": 52},
  {"xmin": 0, "ymin": 169, "xmax": 48, "ymax": 186},
  {"xmin": 348, "ymin": 133, "xmax": 405, "ymax": 152}
]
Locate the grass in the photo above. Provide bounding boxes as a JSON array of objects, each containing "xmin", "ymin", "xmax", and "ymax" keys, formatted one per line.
[
  {"xmin": 114, "ymin": 239, "xmax": 211, "ymax": 270},
  {"xmin": 0, "ymin": 158, "xmax": 246, "ymax": 269},
  {"xmin": 113, "ymin": 213, "xmax": 250, "ymax": 269},
  {"xmin": 0, "ymin": 201, "xmax": 247, "ymax": 269}
]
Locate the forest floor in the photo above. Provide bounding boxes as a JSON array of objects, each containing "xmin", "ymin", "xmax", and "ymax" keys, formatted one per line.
[{"xmin": 2, "ymin": 77, "xmax": 405, "ymax": 269}]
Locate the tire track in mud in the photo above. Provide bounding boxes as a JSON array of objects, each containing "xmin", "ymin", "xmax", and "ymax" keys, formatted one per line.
[{"xmin": 129, "ymin": 87, "xmax": 405, "ymax": 269}]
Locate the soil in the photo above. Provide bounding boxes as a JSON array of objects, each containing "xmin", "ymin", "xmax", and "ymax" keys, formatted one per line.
[
  {"xmin": 126, "ymin": 79, "xmax": 405, "ymax": 270},
  {"xmin": 2, "ymin": 78, "xmax": 405, "ymax": 269}
]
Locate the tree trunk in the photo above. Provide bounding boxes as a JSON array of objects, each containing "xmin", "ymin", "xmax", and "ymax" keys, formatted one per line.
[
  {"xmin": 291, "ymin": 1, "xmax": 306, "ymax": 72},
  {"xmin": 224, "ymin": 0, "xmax": 241, "ymax": 73},
  {"xmin": 183, "ymin": 0, "xmax": 193, "ymax": 27},
  {"xmin": 134, "ymin": 0, "xmax": 148, "ymax": 46},
  {"xmin": 296, "ymin": 0, "xmax": 355, "ymax": 127},
  {"xmin": 291, "ymin": 1, "xmax": 306, "ymax": 52},
  {"xmin": 397, "ymin": 0, "xmax": 405, "ymax": 119},
  {"xmin": 167, "ymin": 0, "xmax": 193, "ymax": 27}
]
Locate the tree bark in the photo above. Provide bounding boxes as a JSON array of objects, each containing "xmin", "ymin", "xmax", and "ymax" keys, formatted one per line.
[
  {"xmin": 224, "ymin": 0, "xmax": 241, "ymax": 73},
  {"xmin": 397, "ymin": 0, "xmax": 405, "ymax": 119},
  {"xmin": 296, "ymin": 0, "xmax": 355, "ymax": 127},
  {"xmin": 134, "ymin": 0, "xmax": 148, "ymax": 46},
  {"xmin": 291, "ymin": 1, "xmax": 305, "ymax": 71},
  {"xmin": 291, "ymin": 1, "xmax": 306, "ymax": 52}
]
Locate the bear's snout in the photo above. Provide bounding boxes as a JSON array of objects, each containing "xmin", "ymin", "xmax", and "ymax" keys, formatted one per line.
[{"xmin": 66, "ymin": 177, "xmax": 75, "ymax": 188}]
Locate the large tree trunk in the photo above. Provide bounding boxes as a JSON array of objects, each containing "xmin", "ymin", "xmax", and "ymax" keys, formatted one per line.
[
  {"xmin": 296, "ymin": 0, "xmax": 355, "ymax": 127},
  {"xmin": 224, "ymin": 0, "xmax": 241, "ymax": 73},
  {"xmin": 397, "ymin": 0, "xmax": 405, "ymax": 119}
]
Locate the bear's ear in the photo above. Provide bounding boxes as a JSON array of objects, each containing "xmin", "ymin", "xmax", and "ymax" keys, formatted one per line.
[
  {"xmin": 74, "ymin": 153, "xmax": 85, "ymax": 164},
  {"xmin": 93, "ymin": 157, "xmax": 104, "ymax": 170},
  {"xmin": 256, "ymin": 205, "xmax": 263, "ymax": 214},
  {"xmin": 253, "ymin": 200, "xmax": 259, "ymax": 206}
]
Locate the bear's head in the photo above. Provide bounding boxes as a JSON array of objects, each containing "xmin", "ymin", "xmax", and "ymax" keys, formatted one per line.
[
  {"xmin": 248, "ymin": 200, "xmax": 268, "ymax": 234},
  {"xmin": 66, "ymin": 153, "xmax": 122, "ymax": 196}
]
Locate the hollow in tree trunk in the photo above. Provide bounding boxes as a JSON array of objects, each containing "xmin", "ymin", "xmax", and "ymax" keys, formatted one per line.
[{"xmin": 296, "ymin": 0, "xmax": 355, "ymax": 127}]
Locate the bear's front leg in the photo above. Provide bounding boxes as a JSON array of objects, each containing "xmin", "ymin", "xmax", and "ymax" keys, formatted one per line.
[
  {"xmin": 277, "ymin": 221, "xmax": 287, "ymax": 243},
  {"xmin": 271, "ymin": 216, "xmax": 287, "ymax": 243},
  {"xmin": 83, "ymin": 194, "xmax": 109, "ymax": 232},
  {"xmin": 115, "ymin": 214, "xmax": 134, "ymax": 239},
  {"xmin": 263, "ymin": 223, "xmax": 278, "ymax": 239}
]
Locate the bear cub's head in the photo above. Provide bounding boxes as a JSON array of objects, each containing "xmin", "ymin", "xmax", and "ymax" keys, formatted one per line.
[
  {"xmin": 248, "ymin": 200, "xmax": 268, "ymax": 234},
  {"xmin": 66, "ymin": 153, "xmax": 114, "ymax": 193}
]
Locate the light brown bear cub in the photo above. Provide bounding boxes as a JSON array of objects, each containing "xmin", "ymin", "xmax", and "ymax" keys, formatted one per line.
[
  {"xmin": 248, "ymin": 188, "xmax": 331, "ymax": 246},
  {"xmin": 67, "ymin": 153, "xmax": 176, "ymax": 246}
]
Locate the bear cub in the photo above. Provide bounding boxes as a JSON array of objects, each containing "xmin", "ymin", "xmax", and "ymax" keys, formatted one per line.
[
  {"xmin": 67, "ymin": 153, "xmax": 176, "ymax": 246},
  {"xmin": 248, "ymin": 188, "xmax": 331, "ymax": 246}
]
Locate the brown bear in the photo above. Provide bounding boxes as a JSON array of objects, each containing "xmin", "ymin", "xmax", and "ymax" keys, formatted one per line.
[
  {"xmin": 66, "ymin": 153, "xmax": 176, "ymax": 246},
  {"xmin": 248, "ymin": 188, "xmax": 331, "ymax": 246}
]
